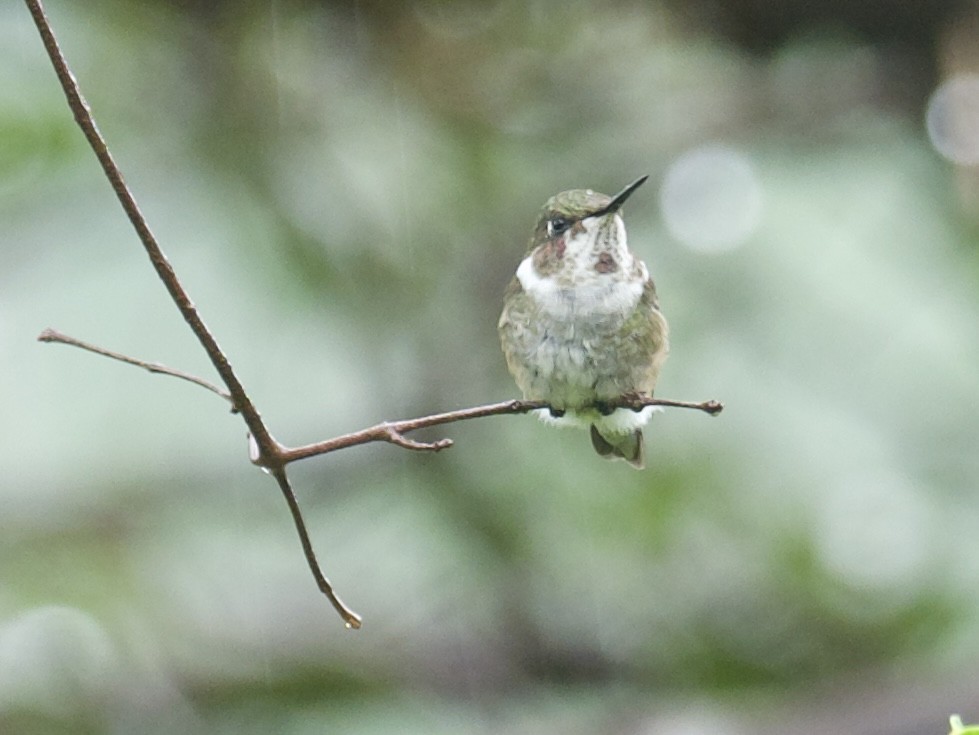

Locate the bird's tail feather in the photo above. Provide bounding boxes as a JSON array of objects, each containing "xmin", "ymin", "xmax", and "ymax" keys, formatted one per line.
[{"xmin": 590, "ymin": 425, "xmax": 645, "ymax": 469}]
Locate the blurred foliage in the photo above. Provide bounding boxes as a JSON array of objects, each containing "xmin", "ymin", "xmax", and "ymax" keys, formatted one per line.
[
  {"xmin": 951, "ymin": 715, "xmax": 979, "ymax": 735},
  {"xmin": 2, "ymin": 0, "xmax": 979, "ymax": 733}
]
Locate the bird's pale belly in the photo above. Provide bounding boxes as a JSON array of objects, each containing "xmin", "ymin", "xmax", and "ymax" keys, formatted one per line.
[{"xmin": 520, "ymin": 322, "xmax": 632, "ymax": 409}]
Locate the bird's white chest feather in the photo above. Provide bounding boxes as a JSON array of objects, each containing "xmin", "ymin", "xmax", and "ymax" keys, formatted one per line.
[
  {"xmin": 515, "ymin": 255, "xmax": 646, "ymax": 323},
  {"xmin": 513, "ymin": 254, "xmax": 648, "ymax": 410}
]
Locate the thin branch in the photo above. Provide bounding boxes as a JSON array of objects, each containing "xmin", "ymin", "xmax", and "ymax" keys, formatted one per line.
[
  {"xmin": 278, "ymin": 397, "xmax": 723, "ymax": 464},
  {"xmin": 270, "ymin": 468, "xmax": 362, "ymax": 629},
  {"xmin": 24, "ymin": 0, "xmax": 352, "ymax": 626},
  {"xmin": 25, "ymin": 0, "xmax": 724, "ymax": 630},
  {"xmin": 35, "ymin": 328, "xmax": 723, "ymax": 466},
  {"xmin": 38, "ymin": 329, "xmax": 724, "ymax": 468},
  {"xmin": 23, "ymin": 0, "xmax": 276, "ymax": 457},
  {"xmin": 38, "ymin": 328, "xmax": 234, "ymax": 408}
]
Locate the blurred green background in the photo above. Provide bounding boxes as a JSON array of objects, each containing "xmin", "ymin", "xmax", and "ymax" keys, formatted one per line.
[{"xmin": 3, "ymin": 0, "xmax": 979, "ymax": 733}]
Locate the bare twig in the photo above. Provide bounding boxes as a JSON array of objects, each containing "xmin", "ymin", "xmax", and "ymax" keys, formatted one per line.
[
  {"xmin": 23, "ymin": 0, "xmax": 275, "ymax": 455},
  {"xmin": 24, "ymin": 0, "xmax": 347, "ymax": 625},
  {"xmin": 37, "ymin": 325, "xmax": 724, "ymax": 463},
  {"xmin": 35, "ymin": 329, "xmax": 723, "ymax": 465},
  {"xmin": 25, "ymin": 0, "xmax": 723, "ymax": 630},
  {"xmin": 278, "ymin": 397, "xmax": 722, "ymax": 464},
  {"xmin": 38, "ymin": 328, "xmax": 234, "ymax": 408},
  {"xmin": 270, "ymin": 468, "xmax": 362, "ymax": 629},
  {"xmin": 35, "ymin": 321, "xmax": 726, "ymax": 460},
  {"xmin": 34, "ymin": 324, "xmax": 724, "ymax": 464}
]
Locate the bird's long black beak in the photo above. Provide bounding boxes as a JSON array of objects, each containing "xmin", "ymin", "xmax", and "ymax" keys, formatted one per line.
[{"xmin": 587, "ymin": 175, "xmax": 649, "ymax": 219}]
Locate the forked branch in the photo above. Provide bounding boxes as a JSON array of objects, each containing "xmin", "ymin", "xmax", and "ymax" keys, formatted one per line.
[
  {"xmin": 38, "ymin": 326, "xmax": 723, "ymax": 465},
  {"xmin": 276, "ymin": 396, "xmax": 722, "ymax": 463},
  {"xmin": 25, "ymin": 0, "xmax": 356, "ymax": 629},
  {"xmin": 25, "ymin": 0, "xmax": 721, "ymax": 631}
]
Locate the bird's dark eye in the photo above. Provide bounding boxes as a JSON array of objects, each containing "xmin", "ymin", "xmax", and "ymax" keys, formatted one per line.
[{"xmin": 548, "ymin": 216, "xmax": 571, "ymax": 237}]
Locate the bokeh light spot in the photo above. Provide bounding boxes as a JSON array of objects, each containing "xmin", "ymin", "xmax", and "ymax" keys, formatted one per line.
[
  {"xmin": 925, "ymin": 74, "xmax": 979, "ymax": 165},
  {"xmin": 0, "ymin": 606, "xmax": 118, "ymax": 716},
  {"xmin": 815, "ymin": 471, "xmax": 933, "ymax": 592},
  {"xmin": 659, "ymin": 144, "xmax": 763, "ymax": 253}
]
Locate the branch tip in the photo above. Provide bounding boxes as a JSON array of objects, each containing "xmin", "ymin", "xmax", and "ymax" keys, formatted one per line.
[
  {"xmin": 383, "ymin": 427, "xmax": 454, "ymax": 452},
  {"xmin": 37, "ymin": 327, "xmax": 235, "ymax": 406}
]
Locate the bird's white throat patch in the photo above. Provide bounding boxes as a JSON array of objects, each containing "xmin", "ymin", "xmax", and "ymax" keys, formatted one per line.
[{"xmin": 516, "ymin": 216, "xmax": 647, "ymax": 322}]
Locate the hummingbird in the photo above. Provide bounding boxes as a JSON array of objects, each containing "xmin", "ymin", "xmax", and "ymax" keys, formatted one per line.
[{"xmin": 498, "ymin": 176, "xmax": 669, "ymax": 469}]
